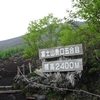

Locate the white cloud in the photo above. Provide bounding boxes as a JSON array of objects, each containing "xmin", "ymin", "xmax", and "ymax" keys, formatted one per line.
[{"xmin": 0, "ymin": 0, "xmax": 72, "ymax": 41}]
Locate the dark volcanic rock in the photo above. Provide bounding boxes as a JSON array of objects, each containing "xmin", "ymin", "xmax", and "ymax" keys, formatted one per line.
[
  {"xmin": 35, "ymin": 95, "xmax": 47, "ymax": 100},
  {"xmin": 6, "ymin": 94, "xmax": 16, "ymax": 100},
  {"xmin": 0, "ymin": 75, "xmax": 2, "ymax": 80}
]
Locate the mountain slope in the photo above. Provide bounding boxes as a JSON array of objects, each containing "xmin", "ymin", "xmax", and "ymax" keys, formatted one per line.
[{"xmin": 0, "ymin": 36, "xmax": 24, "ymax": 50}]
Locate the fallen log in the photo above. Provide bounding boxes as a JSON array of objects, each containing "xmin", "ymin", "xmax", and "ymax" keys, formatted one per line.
[
  {"xmin": 0, "ymin": 90, "xmax": 21, "ymax": 93},
  {"xmin": 0, "ymin": 86, "xmax": 12, "ymax": 89}
]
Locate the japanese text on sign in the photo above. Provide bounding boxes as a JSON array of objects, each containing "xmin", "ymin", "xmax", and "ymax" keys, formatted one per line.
[
  {"xmin": 39, "ymin": 44, "xmax": 83, "ymax": 59},
  {"xmin": 42, "ymin": 59, "xmax": 83, "ymax": 72}
]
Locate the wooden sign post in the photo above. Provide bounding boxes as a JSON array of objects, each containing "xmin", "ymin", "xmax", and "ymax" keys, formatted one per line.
[{"xmin": 39, "ymin": 44, "xmax": 83, "ymax": 72}]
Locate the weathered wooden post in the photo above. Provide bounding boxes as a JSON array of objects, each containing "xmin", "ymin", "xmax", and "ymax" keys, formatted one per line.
[
  {"xmin": 17, "ymin": 66, "xmax": 20, "ymax": 76},
  {"xmin": 29, "ymin": 62, "xmax": 32, "ymax": 73},
  {"xmin": 22, "ymin": 64, "xmax": 25, "ymax": 75}
]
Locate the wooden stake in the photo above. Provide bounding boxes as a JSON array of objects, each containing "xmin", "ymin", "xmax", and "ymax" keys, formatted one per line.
[{"xmin": 29, "ymin": 62, "xmax": 32, "ymax": 73}]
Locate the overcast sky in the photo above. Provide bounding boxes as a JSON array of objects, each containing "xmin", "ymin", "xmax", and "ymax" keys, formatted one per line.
[{"xmin": 0, "ymin": 0, "xmax": 73, "ymax": 41}]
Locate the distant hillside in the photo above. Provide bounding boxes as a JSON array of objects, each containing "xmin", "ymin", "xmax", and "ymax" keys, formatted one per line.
[
  {"xmin": 76, "ymin": 21, "xmax": 86, "ymax": 26},
  {"xmin": 0, "ymin": 36, "xmax": 24, "ymax": 50},
  {"xmin": 0, "ymin": 21, "xmax": 85, "ymax": 50}
]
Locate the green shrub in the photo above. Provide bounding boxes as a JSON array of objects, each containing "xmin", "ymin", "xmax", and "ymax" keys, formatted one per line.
[
  {"xmin": 47, "ymin": 92, "xmax": 58, "ymax": 100},
  {"xmin": 27, "ymin": 72, "xmax": 37, "ymax": 77},
  {"xmin": 0, "ymin": 46, "xmax": 24, "ymax": 60}
]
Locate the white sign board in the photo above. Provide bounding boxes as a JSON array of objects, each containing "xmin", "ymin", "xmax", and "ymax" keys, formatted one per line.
[
  {"xmin": 39, "ymin": 44, "xmax": 83, "ymax": 59},
  {"xmin": 42, "ymin": 59, "xmax": 83, "ymax": 72}
]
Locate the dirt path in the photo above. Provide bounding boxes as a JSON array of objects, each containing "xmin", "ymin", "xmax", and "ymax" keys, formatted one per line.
[
  {"xmin": 0, "ymin": 70, "xmax": 27, "ymax": 100},
  {"xmin": 0, "ymin": 55, "xmax": 31, "ymax": 100}
]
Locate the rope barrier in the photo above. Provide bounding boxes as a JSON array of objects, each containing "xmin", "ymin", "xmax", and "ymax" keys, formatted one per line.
[{"xmin": 17, "ymin": 67, "xmax": 100, "ymax": 98}]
